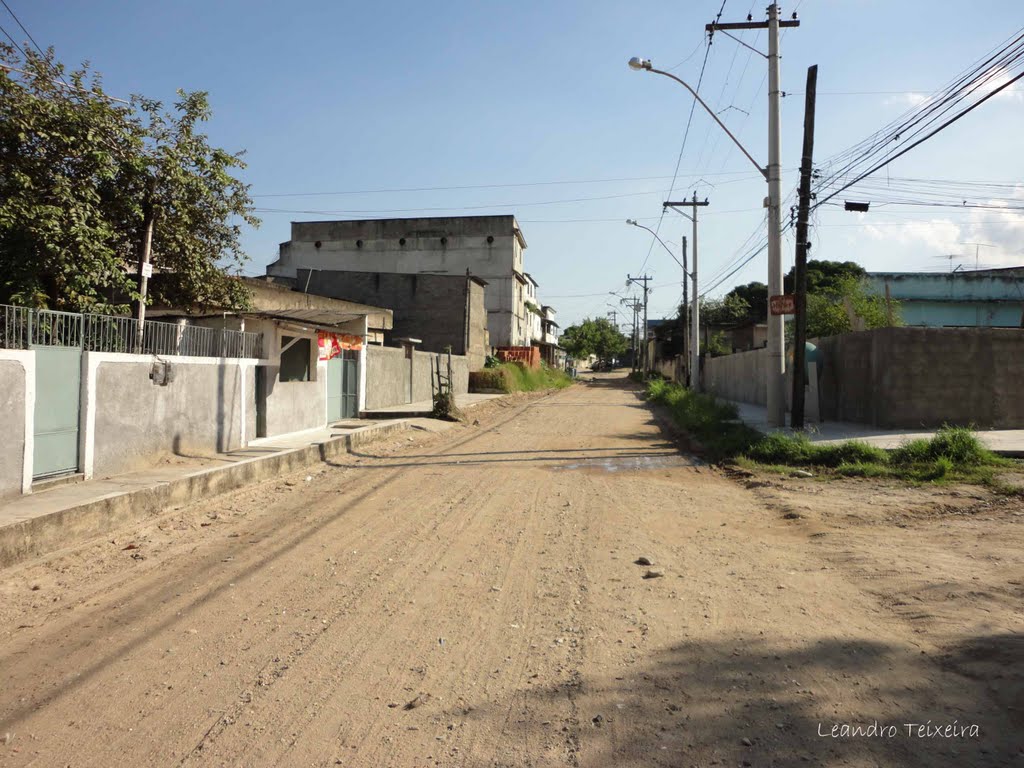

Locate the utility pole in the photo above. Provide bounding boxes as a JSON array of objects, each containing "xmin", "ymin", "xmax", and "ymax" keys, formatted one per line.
[
  {"xmin": 664, "ymin": 194, "xmax": 709, "ymax": 390},
  {"xmin": 627, "ymin": 275, "xmax": 652, "ymax": 373},
  {"xmin": 791, "ymin": 64, "xmax": 818, "ymax": 429},
  {"xmin": 134, "ymin": 193, "xmax": 156, "ymax": 354},
  {"xmin": 681, "ymin": 235, "xmax": 688, "ymax": 385},
  {"xmin": 708, "ymin": 4, "xmax": 799, "ymax": 425},
  {"xmin": 621, "ymin": 297, "xmax": 642, "ymax": 371}
]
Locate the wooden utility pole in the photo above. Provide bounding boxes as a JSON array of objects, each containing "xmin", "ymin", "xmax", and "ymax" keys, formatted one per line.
[
  {"xmin": 791, "ymin": 64, "xmax": 818, "ymax": 429},
  {"xmin": 627, "ymin": 275, "xmax": 652, "ymax": 373},
  {"xmin": 680, "ymin": 235, "xmax": 688, "ymax": 385}
]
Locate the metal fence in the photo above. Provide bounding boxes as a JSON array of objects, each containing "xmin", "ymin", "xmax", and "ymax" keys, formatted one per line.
[{"xmin": 0, "ymin": 304, "xmax": 263, "ymax": 359}]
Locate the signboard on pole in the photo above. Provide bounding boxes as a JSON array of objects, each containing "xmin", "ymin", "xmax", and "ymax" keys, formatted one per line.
[
  {"xmin": 140, "ymin": 262, "xmax": 153, "ymax": 279},
  {"xmin": 769, "ymin": 294, "xmax": 795, "ymax": 316}
]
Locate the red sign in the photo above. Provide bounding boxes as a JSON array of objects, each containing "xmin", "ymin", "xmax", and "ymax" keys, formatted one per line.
[
  {"xmin": 769, "ymin": 294, "xmax": 796, "ymax": 316},
  {"xmin": 317, "ymin": 332, "xmax": 363, "ymax": 360}
]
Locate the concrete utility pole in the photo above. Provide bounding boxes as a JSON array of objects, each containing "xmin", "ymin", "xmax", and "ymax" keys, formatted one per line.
[
  {"xmin": 134, "ymin": 195, "xmax": 156, "ymax": 354},
  {"xmin": 791, "ymin": 64, "xmax": 818, "ymax": 429},
  {"xmin": 627, "ymin": 275, "xmax": 652, "ymax": 373},
  {"xmin": 621, "ymin": 297, "xmax": 642, "ymax": 371},
  {"xmin": 707, "ymin": 4, "xmax": 799, "ymax": 426},
  {"xmin": 664, "ymin": 194, "xmax": 709, "ymax": 391}
]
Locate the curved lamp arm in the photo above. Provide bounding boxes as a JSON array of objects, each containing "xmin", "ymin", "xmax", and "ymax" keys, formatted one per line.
[
  {"xmin": 625, "ymin": 219, "xmax": 691, "ymax": 276},
  {"xmin": 629, "ymin": 58, "xmax": 768, "ymax": 180}
]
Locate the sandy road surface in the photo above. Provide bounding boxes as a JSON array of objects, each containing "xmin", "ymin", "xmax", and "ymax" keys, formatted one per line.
[{"xmin": 0, "ymin": 374, "xmax": 1021, "ymax": 767}]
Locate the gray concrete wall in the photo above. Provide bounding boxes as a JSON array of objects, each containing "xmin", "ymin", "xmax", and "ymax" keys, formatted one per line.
[
  {"xmin": 703, "ymin": 327, "xmax": 1024, "ymax": 429},
  {"xmin": 261, "ymin": 364, "xmax": 325, "ymax": 438},
  {"xmin": 0, "ymin": 358, "xmax": 27, "ymax": 499},
  {"xmin": 702, "ymin": 347, "xmax": 769, "ymax": 406},
  {"xmin": 364, "ymin": 345, "xmax": 470, "ymax": 410},
  {"xmin": 93, "ymin": 358, "xmax": 246, "ymax": 477},
  {"xmin": 817, "ymin": 327, "xmax": 1024, "ymax": 429},
  {"xmin": 365, "ymin": 345, "xmax": 409, "ymax": 410}
]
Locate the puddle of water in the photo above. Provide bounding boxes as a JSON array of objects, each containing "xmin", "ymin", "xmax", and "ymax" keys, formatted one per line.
[{"xmin": 549, "ymin": 454, "xmax": 691, "ymax": 473}]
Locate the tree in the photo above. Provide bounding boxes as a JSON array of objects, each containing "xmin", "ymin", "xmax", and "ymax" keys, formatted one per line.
[
  {"xmin": 784, "ymin": 259, "xmax": 865, "ymax": 295},
  {"xmin": 804, "ymin": 276, "xmax": 899, "ymax": 339},
  {"xmin": 560, "ymin": 317, "xmax": 628, "ymax": 361},
  {"xmin": 0, "ymin": 45, "xmax": 257, "ymax": 313},
  {"xmin": 724, "ymin": 281, "xmax": 767, "ymax": 322},
  {"xmin": 699, "ymin": 293, "xmax": 751, "ymax": 327}
]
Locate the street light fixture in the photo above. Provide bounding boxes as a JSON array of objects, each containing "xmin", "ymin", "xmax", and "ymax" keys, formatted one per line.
[{"xmin": 629, "ymin": 53, "xmax": 785, "ymax": 425}]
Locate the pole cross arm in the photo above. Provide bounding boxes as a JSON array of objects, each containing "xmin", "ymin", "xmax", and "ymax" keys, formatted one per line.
[{"xmin": 636, "ymin": 62, "xmax": 769, "ymax": 180}]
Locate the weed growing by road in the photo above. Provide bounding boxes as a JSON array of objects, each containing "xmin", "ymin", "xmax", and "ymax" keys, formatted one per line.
[
  {"xmin": 644, "ymin": 380, "xmax": 1016, "ymax": 488},
  {"xmin": 469, "ymin": 362, "xmax": 572, "ymax": 393}
]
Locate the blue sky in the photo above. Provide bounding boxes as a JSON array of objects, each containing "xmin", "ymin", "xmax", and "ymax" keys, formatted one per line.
[{"xmin": 11, "ymin": 0, "xmax": 1024, "ymax": 327}]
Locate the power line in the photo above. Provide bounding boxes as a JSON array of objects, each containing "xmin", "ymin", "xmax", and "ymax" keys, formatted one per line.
[
  {"xmin": 813, "ymin": 27, "xmax": 1024, "ymax": 207},
  {"xmin": 637, "ymin": 0, "xmax": 728, "ymax": 277},
  {"xmin": 250, "ymin": 169, "xmax": 765, "ymax": 198},
  {"xmin": 0, "ymin": 0, "xmax": 46, "ymax": 59}
]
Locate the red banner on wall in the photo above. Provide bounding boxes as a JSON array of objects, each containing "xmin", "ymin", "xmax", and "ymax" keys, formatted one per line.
[{"xmin": 318, "ymin": 332, "xmax": 363, "ymax": 360}]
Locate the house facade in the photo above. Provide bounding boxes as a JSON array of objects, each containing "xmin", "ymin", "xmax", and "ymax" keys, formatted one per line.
[
  {"xmin": 866, "ymin": 266, "xmax": 1024, "ymax": 328},
  {"xmin": 267, "ymin": 215, "xmax": 531, "ymax": 348}
]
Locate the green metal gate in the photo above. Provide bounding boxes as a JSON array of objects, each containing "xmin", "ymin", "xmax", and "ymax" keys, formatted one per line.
[
  {"xmin": 326, "ymin": 350, "xmax": 359, "ymax": 422},
  {"xmin": 32, "ymin": 344, "xmax": 82, "ymax": 479}
]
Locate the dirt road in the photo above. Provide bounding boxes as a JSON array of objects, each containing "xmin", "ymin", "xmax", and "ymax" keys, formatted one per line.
[{"xmin": 1, "ymin": 374, "xmax": 1021, "ymax": 767}]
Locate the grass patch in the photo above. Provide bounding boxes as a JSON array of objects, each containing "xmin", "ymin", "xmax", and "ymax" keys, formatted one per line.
[
  {"xmin": 644, "ymin": 380, "xmax": 1014, "ymax": 486},
  {"xmin": 469, "ymin": 362, "xmax": 572, "ymax": 394}
]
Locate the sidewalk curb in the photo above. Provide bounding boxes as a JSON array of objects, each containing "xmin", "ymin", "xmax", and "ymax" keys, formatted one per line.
[{"xmin": 0, "ymin": 420, "xmax": 411, "ymax": 569}]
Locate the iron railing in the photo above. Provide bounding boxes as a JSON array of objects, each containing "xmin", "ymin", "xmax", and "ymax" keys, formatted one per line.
[{"xmin": 0, "ymin": 304, "xmax": 263, "ymax": 359}]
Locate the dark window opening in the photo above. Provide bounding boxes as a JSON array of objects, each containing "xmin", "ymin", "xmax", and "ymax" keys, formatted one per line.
[{"xmin": 280, "ymin": 336, "xmax": 311, "ymax": 382}]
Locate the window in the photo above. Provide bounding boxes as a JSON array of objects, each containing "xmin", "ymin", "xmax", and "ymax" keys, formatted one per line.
[{"xmin": 279, "ymin": 335, "xmax": 311, "ymax": 382}]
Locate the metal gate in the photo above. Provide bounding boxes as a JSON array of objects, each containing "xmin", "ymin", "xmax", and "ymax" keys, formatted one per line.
[
  {"xmin": 326, "ymin": 350, "xmax": 359, "ymax": 422},
  {"xmin": 32, "ymin": 345, "xmax": 82, "ymax": 478}
]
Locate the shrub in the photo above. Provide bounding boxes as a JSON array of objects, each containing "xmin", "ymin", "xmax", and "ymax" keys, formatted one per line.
[
  {"xmin": 469, "ymin": 363, "xmax": 572, "ymax": 394},
  {"xmin": 890, "ymin": 426, "xmax": 998, "ymax": 467}
]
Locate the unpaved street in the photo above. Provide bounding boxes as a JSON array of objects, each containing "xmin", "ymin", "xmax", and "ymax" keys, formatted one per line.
[{"xmin": 1, "ymin": 374, "xmax": 1022, "ymax": 767}]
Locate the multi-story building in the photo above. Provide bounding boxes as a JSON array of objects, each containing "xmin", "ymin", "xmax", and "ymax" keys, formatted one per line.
[
  {"xmin": 267, "ymin": 215, "xmax": 532, "ymax": 348},
  {"xmin": 523, "ymin": 273, "xmax": 543, "ymax": 344}
]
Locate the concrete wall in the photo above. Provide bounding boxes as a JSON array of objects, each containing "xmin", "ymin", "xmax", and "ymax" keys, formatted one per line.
[
  {"xmin": 702, "ymin": 327, "xmax": 1024, "ymax": 429},
  {"xmin": 816, "ymin": 327, "xmax": 1024, "ymax": 429},
  {"xmin": 261, "ymin": 362, "xmax": 326, "ymax": 437},
  {"xmin": 267, "ymin": 215, "xmax": 529, "ymax": 347},
  {"xmin": 702, "ymin": 347, "xmax": 769, "ymax": 406},
  {"xmin": 0, "ymin": 351, "xmax": 32, "ymax": 499},
  {"xmin": 364, "ymin": 345, "xmax": 470, "ymax": 410},
  {"xmin": 365, "ymin": 346, "xmax": 409, "ymax": 410},
  {"xmin": 89, "ymin": 354, "xmax": 250, "ymax": 478}
]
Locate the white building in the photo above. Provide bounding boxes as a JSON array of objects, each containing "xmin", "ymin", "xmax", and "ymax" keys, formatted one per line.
[{"xmin": 267, "ymin": 215, "xmax": 532, "ymax": 348}]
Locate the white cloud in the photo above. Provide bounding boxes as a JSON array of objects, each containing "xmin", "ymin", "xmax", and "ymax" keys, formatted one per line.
[{"xmin": 856, "ymin": 186, "xmax": 1024, "ymax": 270}]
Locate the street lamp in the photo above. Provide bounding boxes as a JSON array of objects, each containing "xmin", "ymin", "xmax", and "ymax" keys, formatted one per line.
[
  {"xmin": 625, "ymin": 219, "xmax": 692, "ymax": 386},
  {"xmin": 629, "ymin": 54, "xmax": 785, "ymax": 426}
]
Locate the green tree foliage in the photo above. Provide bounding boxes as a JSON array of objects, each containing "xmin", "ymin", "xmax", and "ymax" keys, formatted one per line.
[
  {"xmin": 805, "ymin": 276, "xmax": 898, "ymax": 338},
  {"xmin": 784, "ymin": 259, "xmax": 866, "ymax": 294},
  {"xmin": 560, "ymin": 317, "xmax": 628, "ymax": 361},
  {"xmin": 724, "ymin": 281, "xmax": 767, "ymax": 322},
  {"xmin": 0, "ymin": 45, "xmax": 257, "ymax": 312},
  {"xmin": 699, "ymin": 293, "xmax": 751, "ymax": 327}
]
